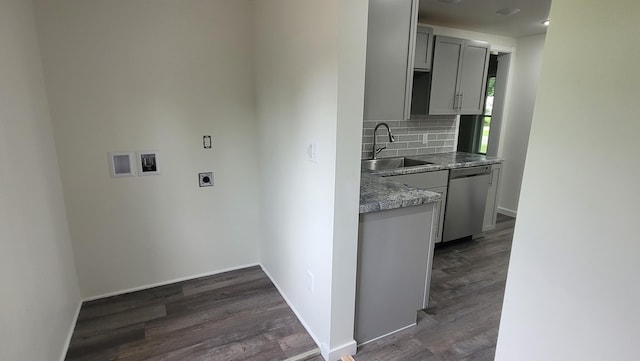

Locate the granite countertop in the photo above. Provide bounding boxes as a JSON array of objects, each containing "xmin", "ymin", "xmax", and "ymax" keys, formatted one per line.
[
  {"xmin": 359, "ymin": 152, "xmax": 503, "ymax": 214},
  {"xmin": 367, "ymin": 151, "xmax": 502, "ymax": 177},
  {"xmin": 359, "ymin": 172, "xmax": 441, "ymax": 214}
]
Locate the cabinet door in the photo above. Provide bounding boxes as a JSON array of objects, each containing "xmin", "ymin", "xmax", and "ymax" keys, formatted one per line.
[
  {"xmin": 459, "ymin": 40, "xmax": 491, "ymax": 114},
  {"xmin": 430, "ymin": 186, "xmax": 447, "ymax": 244},
  {"xmin": 388, "ymin": 170, "xmax": 448, "ymax": 189},
  {"xmin": 428, "ymin": 36, "xmax": 465, "ymax": 115},
  {"xmin": 363, "ymin": 0, "xmax": 417, "ymax": 120},
  {"xmin": 482, "ymin": 163, "xmax": 502, "ymax": 231},
  {"xmin": 385, "ymin": 171, "xmax": 449, "ymax": 244},
  {"xmin": 414, "ymin": 26, "xmax": 433, "ymax": 71}
]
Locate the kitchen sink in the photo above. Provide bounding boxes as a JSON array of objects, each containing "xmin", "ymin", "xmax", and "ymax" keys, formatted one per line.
[{"xmin": 361, "ymin": 157, "xmax": 434, "ymax": 171}]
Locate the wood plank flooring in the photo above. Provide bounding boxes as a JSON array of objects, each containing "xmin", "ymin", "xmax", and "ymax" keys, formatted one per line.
[
  {"xmin": 66, "ymin": 214, "xmax": 514, "ymax": 361},
  {"xmin": 65, "ymin": 266, "xmax": 318, "ymax": 361},
  {"xmin": 338, "ymin": 214, "xmax": 515, "ymax": 361}
]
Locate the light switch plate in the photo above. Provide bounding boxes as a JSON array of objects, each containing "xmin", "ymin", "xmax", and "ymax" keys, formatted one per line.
[
  {"xmin": 306, "ymin": 142, "xmax": 318, "ymax": 163},
  {"xmin": 203, "ymin": 135, "xmax": 212, "ymax": 149},
  {"xmin": 199, "ymin": 172, "xmax": 213, "ymax": 187}
]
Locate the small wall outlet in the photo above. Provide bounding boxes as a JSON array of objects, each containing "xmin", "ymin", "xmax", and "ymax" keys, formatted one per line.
[
  {"xmin": 422, "ymin": 133, "xmax": 428, "ymax": 144},
  {"xmin": 306, "ymin": 270, "xmax": 314, "ymax": 293},
  {"xmin": 199, "ymin": 172, "xmax": 213, "ymax": 187}
]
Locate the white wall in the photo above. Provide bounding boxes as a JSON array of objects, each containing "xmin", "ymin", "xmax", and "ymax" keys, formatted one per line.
[
  {"xmin": 254, "ymin": 0, "xmax": 367, "ymax": 359},
  {"xmin": 424, "ymin": 24, "xmax": 518, "ymax": 53},
  {"xmin": 497, "ymin": 34, "xmax": 546, "ymax": 216},
  {"xmin": 0, "ymin": 0, "xmax": 81, "ymax": 360},
  {"xmin": 495, "ymin": 1, "xmax": 640, "ymax": 360},
  {"xmin": 35, "ymin": 0, "xmax": 261, "ymax": 298},
  {"xmin": 330, "ymin": 0, "xmax": 368, "ymax": 355},
  {"xmin": 254, "ymin": 0, "xmax": 337, "ymax": 354}
]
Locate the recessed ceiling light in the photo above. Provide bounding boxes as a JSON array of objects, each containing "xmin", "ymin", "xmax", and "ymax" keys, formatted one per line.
[
  {"xmin": 542, "ymin": 19, "xmax": 550, "ymax": 26},
  {"xmin": 496, "ymin": 8, "xmax": 521, "ymax": 16}
]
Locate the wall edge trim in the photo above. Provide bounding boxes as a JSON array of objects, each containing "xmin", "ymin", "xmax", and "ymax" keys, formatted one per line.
[
  {"xmin": 327, "ymin": 340, "xmax": 358, "ymax": 361},
  {"xmin": 59, "ymin": 300, "xmax": 82, "ymax": 361},
  {"xmin": 498, "ymin": 206, "xmax": 517, "ymax": 218}
]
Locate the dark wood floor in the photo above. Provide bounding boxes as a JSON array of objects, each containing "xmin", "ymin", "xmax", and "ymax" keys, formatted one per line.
[
  {"xmin": 343, "ymin": 214, "xmax": 515, "ymax": 361},
  {"xmin": 65, "ymin": 266, "xmax": 318, "ymax": 361},
  {"xmin": 67, "ymin": 214, "xmax": 514, "ymax": 361}
]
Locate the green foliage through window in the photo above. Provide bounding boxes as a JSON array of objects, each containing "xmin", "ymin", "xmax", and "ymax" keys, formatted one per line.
[{"xmin": 480, "ymin": 77, "xmax": 496, "ymax": 154}]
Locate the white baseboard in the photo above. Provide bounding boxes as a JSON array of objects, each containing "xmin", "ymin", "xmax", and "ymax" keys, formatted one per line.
[
  {"xmin": 259, "ymin": 265, "xmax": 323, "ymax": 350},
  {"xmin": 326, "ymin": 340, "xmax": 358, "ymax": 361},
  {"xmin": 82, "ymin": 262, "xmax": 260, "ymax": 302},
  {"xmin": 497, "ymin": 207, "xmax": 517, "ymax": 218},
  {"xmin": 59, "ymin": 300, "xmax": 82, "ymax": 361},
  {"xmin": 259, "ymin": 264, "xmax": 358, "ymax": 361}
]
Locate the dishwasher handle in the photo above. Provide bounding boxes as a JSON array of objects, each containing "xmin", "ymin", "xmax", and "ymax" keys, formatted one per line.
[{"xmin": 449, "ymin": 165, "xmax": 492, "ymax": 179}]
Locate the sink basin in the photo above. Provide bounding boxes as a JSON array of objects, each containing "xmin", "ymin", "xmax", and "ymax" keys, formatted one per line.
[{"xmin": 361, "ymin": 157, "xmax": 433, "ymax": 171}]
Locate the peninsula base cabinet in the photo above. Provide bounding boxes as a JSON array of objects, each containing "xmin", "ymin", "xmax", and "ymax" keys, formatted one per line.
[
  {"xmin": 386, "ymin": 170, "xmax": 449, "ymax": 244},
  {"xmin": 482, "ymin": 163, "xmax": 503, "ymax": 231},
  {"xmin": 356, "ymin": 203, "xmax": 437, "ymax": 345}
]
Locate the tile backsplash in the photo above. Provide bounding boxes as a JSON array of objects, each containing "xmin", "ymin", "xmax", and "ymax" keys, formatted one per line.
[{"xmin": 362, "ymin": 115, "xmax": 458, "ymax": 159}]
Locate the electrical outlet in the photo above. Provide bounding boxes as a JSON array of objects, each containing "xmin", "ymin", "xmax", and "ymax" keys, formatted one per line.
[
  {"xmin": 199, "ymin": 172, "xmax": 213, "ymax": 187},
  {"xmin": 306, "ymin": 270, "xmax": 314, "ymax": 293},
  {"xmin": 422, "ymin": 133, "xmax": 428, "ymax": 144}
]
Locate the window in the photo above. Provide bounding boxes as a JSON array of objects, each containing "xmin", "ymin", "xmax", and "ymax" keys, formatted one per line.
[
  {"xmin": 457, "ymin": 54, "xmax": 498, "ymax": 155},
  {"xmin": 479, "ymin": 76, "xmax": 496, "ymax": 154}
]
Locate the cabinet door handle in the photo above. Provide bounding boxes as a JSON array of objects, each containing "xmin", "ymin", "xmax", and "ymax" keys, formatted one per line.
[{"xmin": 458, "ymin": 93, "xmax": 463, "ymax": 110}]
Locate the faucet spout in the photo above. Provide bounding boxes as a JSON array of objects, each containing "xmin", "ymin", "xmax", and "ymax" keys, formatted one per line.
[{"xmin": 372, "ymin": 122, "xmax": 395, "ymax": 160}]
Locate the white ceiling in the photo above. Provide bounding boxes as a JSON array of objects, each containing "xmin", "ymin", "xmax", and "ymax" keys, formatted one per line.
[{"xmin": 418, "ymin": 0, "xmax": 552, "ymax": 38}]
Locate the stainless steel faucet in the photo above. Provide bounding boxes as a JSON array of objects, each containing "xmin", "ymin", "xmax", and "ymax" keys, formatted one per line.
[{"xmin": 372, "ymin": 122, "xmax": 395, "ymax": 159}]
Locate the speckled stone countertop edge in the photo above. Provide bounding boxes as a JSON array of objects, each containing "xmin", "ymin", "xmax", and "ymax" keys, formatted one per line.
[
  {"xmin": 359, "ymin": 152, "xmax": 503, "ymax": 214},
  {"xmin": 359, "ymin": 172, "xmax": 441, "ymax": 214},
  {"xmin": 366, "ymin": 152, "xmax": 503, "ymax": 177}
]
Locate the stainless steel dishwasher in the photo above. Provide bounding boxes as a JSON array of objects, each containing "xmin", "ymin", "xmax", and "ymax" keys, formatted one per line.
[{"xmin": 443, "ymin": 165, "xmax": 492, "ymax": 242}]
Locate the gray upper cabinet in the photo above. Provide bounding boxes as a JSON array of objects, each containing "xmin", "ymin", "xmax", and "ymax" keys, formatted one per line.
[
  {"xmin": 363, "ymin": 0, "xmax": 418, "ymax": 121},
  {"xmin": 428, "ymin": 36, "xmax": 464, "ymax": 115},
  {"xmin": 428, "ymin": 36, "xmax": 490, "ymax": 115},
  {"xmin": 413, "ymin": 25, "xmax": 434, "ymax": 71},
  {"xmin": 459, "ymin": 41, "xmax": 492, "ymax": 114}
]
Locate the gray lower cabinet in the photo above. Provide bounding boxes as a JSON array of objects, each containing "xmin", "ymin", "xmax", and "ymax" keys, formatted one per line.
[
  {"xmin": 356, "ymin": 203, "xmax": 437, "ymax": 345},
  {"xmin": 363, "ymin": 0, "xmax": 418, "ymax": 121},
  {"xmin": 428, "ymin": 36, "xmax": 490, "ymax": 115},
  {"xmin": 386, "ymin": 170, "xmax": 449, "ymax": 244},
  {"xmin": 482, "ymin": 163, "xmax": 503, "ymax": 231},
  {"xmin": 429, "ymin": 186, "xmax": 447, "ymax": 244}
]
